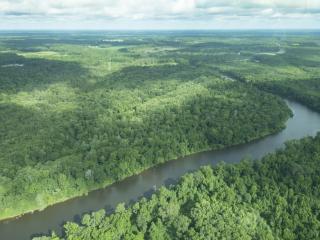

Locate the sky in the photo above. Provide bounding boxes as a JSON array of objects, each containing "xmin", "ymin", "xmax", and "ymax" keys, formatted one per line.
[{"xmin": 0, "ymin": 0, "xmax": 319, "ymax": 30}]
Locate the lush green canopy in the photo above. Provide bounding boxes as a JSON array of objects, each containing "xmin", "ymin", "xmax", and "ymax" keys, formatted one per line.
[
  {"xmin": 36, "ymin": 134, "xmax": 320, "ymax": 240},
  {"xmin": 0, "ymin": 32, "xmax": 295, "ymax": 220},
  {"xmin": 0, "ymin": 31, "xmax": 319, "ymax": 228}
]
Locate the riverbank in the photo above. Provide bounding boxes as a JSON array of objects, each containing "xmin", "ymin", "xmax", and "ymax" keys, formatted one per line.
[
  {"xmin": 36, "ymin": 133, "xmax": 320, "ymax": 240},
  {"xmin": 0, "ymin": 107, "xmax": 290, "ymax": 223},
  {"xmin": 1, "ymin": 100, "xmax": 320, "ymax": 239}
]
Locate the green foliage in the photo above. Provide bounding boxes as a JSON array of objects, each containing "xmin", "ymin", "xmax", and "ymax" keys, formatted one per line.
[
  {"xmin": 37, "ymin": 134, "xmax": 320, "ymax": 240},
  {"xmin": 0, "ymin": 32, "xmax": 295, "ymax": 220},
  {"xmin": 257, "ymin": 79, "xmax": 320, "ymax": 112}
]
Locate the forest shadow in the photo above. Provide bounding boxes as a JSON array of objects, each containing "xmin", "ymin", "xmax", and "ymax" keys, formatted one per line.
[
  {"xmin": 0, "ymin": 34, "xmax": 102, "ymax": 52},
  {"xmin": 257, "ymin": 77, "xmax": 320, "ymax": 112},
  {"xmin": 0, "ymin": 52, "xmax": 89, "ymax": 92},
  {"xmin": 181, "ymin": 40, "xmax": 280, "ymax": 53},
  {"xmin": 90, "ymin": 63, "xmax": 218, "ymax": 92},
  {"xmin": 252, "ymin": 53, "xmax": 320, "ymax": 68},
  {"xmin": 0, "ymin": 51, "xmax": 214, "ymax": 93},
  {"xmin": 0, "ymin": 33, "xmax": 168, "ymax": 53}
]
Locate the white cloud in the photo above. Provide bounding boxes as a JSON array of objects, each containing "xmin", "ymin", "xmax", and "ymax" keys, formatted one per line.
[
  {"xmin": 172, "ymin": 0, "xmax": 196, "ymax": 13},
  {"xmin": 261, "ymin": 8, "xmax": 274, "ymax": 15},
  {"xmin": 0, "ymin": 0, "xmax": 319, "ymax": 29}
]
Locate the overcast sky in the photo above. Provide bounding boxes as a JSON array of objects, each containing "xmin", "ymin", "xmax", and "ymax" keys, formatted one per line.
[{"xmin": 0, "ymin": 0, "xmax": 319, "ymax": 30}]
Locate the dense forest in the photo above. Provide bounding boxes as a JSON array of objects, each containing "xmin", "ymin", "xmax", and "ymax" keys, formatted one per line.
[
  {"xmin": 0, "ymin": 31, "xmax": 319, "ymax": 240},
  {"xmin": 0, "ymin": 32, "xmax": 298, "ymax": 220},
  {"xmin": 35, "ymin": 134, "xmax": 320, "ymax": 240}
]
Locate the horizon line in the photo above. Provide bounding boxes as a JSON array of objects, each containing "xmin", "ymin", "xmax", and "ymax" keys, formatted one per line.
[{"xmin": 0, "ymin": 28, "xmax": 320, "ymax": 32}]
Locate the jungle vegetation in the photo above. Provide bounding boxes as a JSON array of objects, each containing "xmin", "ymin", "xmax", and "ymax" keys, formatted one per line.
[
  {"xmin": 0, "ymin": 31, "xmax": 319, "ymax": 224},
  {"xmin": 35, "ymin": 134, "xmax": 320, "ymax": 240}
]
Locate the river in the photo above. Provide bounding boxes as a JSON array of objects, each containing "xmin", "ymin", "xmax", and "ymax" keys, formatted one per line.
[{"xmin": 1, "ymin": 100, "xmax": 320, "ymax": 239}]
